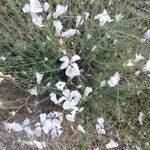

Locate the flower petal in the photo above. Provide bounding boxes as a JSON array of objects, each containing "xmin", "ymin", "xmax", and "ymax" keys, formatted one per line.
[
  {"xmin": 70, "ymin": 55, "xmax": 81, "ymax": 63},
  {"xmin": 22, "ymin": 4, "xmax": 30, "ymax": 13},
  {"xmin": 53, "ymin": 5, "xmax": 68, "ymax": 19},
  {"xmin": 30, "ymin": 0, "xmax": 43, "ymax": 13},
  {"xmin": 53, "ymin": 20, "xmax": 63, "ymax": 36},
  {"xmin": 61, "ymin": 29, "xmax": 76, "ymax": 38}
]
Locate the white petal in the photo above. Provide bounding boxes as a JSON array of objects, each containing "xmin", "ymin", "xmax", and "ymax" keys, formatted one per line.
[
  {"xmin": 36, "ymin": 72, "xmax": 43, "ymax": 85},
  {"xmin": 22, "ymin": 118, "xmax": 30, "ymax": 127},
  {"xmin": 58, "ymin": 96, "xmax": 67, "ymax": 103},
  {"xmin": 143, "ymin": 29, "xmax": 150, "ymax": 40},
  {"xmin": 28, "ymin": 87, "xmax": 38, "ymax": 96},
  {"xmin": 42, "ymin": 119, "xmax": 52, "ymax": 134},
  {"xmin": 22, "ymin": 4, "xmax": 30, "ymax": 13},
  {"xmin": 24, "ymin": 126, "xmax": 33, "ymax": 136},
  {"xmin": 77, "ymin": 125, "xmax": 86, "ymax": 133},
  {"xmin": 43, "ymin": 2, "xmax": 49, "ymax": 12},
  {"xmin": 75, "ymin": 15, "xmax": 83, "ymax": 28},
  {"xmin": 63, "ymin": 101, "xmax": 72, "ymax": 110},
  {"xmin": 107, "ymin": 72, "xmax": 120, "ymax": 87},
  {"xmin": 55, "ymin": 81, "xmax": 66, "ymax": 91},
  {"xmin": 53, "ymin": 5, "xmax": 68, "ymax": 19},
  {"xmin": 138, "ymin": 112, "xmax": 144, "ymax": 125},
  {"xmin": 142, "ymin": 60, "xmax": 150, "ymax": 73},
  {"xmin": 66, "ymin": 114, "xmax": 75, "ymax": 122},
  {"xmin": 33, "ymin": 140, "xmax": 46, "ymax": 149},
  {"xmin": 31, "ymin": 13, "xmax": 43, "ymax": 26},
  {"xmin": 59, "ymin": 56, "xmax": 69, "ymax": 69},
  {"xmin": 84, "ymin": 87, "xmax": 93, "ymax": 96},
  {"xmin": 40, "ymin": 113, "xmax": 47, "ymax": 124},
  {"xmin": 4, "ymin": 122, "xmax": 23, "ymax": 132},
  {"xmin": 62, "ymin": 89, "xmax": 70, "ymax": 99},
  {"xmin": 106, "ymin": 139, "xmax": 119, "ymax": 149},
  {"xmin": 65, "ymin": 63, "xmax": 80, "ymax": 78},
  {"xmin": 53, "ymin": 20, "xmax": 63, "ymax": 36},
  {"xmin": 61, "ymin": 29, "xmax": 76, "ymax": 38},
  {"xmin": 50, "ymin": 93, "xmax": 59, "ymax": 104},
  {"xmin": 33, "ymin": 126, "xmax": 42, "ymax": 137},
  {"xmin": 70, "ymin": 55, "xmax": 81, "ymax": 63},
  {"xmin": 30, "ymin": 0, "xmax": 43, "ymax": 13}
]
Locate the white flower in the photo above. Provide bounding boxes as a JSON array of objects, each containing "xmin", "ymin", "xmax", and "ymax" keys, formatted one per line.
[
  {"xmin": 60, "ymin": 55, "xmax": 81, "ymax": 78},
  {"xmin": 28, "ymin": 87, "xmax": 38, "ymax": 96},
  {"xmin": 77, "ymin": 125, "xmax": 86, "ymax": 133},
  {"xmin": 55, "ymin": 81, "xmax": 66, "ymax": 91},
  {"xmin": 43, "ymin": 2, "xmax": 49, "ymax": 12},
  {"xmin": 96, "ymin": 117, "xmax": 106, "ymax": 134},
  {"xmin": 107, "ymin": 72, "xmax": 120, "ymax": 87},
  {"xmin": 34, "ymin": 112, "xmax": 63, "ymax": 137},
  {"xmin": 75, "ymin": 15, "xmax": 84, "ymax": 28},
  {"xmin": 115, "ymin": 13, "xmax": 124, "ymax": 21},
  {"xmin": 106, "ymin": 139, "xmax": 119, "ymax": 149},
  {"xmin": 142, "ymin": 60, "xmax": 150, "ymax": 73},
  {"xmin": 22, "ymin": 0, "xmax": 43, "ymax": 26},
  {"xmin": 83, "ymin": 12, "xmax": 90, "ymax": 20},
  {"xmin": 138, "ymin": 112, "xmax": 144, "ymax": 125},
  {"xmin": 94, "ymin": 9, "xmax": 113, "ymax": 27},
  {"xmin": 36, "ymin": 72, "xmax": 43, "ymax": 85},
  {"xmin": 143, "ymin": 29, "xmax": 150, "ymax": 40},
  {"xmin": 132, "ymin": 53, "xmax": 144, "ymax": 64},
  {"xmin": 84, "ymin": 87, "xmax": 93, "ymax": 96},
  {"xmin": 61, "ymin": 29, "xmax": 77, "ymax": 38},
  {"xmin": 53, "ymin": 20, "xmax": 63, "ymax": 36},
  {"xmin": 4, "ymin": 122, "xmax": 23, "ymax": 132},
  {"xmin": 26, "ymin": 140, "xmax": 46, "ymax": 150},
  {"xmin": 100, "ymin": 80, "xmax": 106, "ymax": 87},
  {"xmin": 53, "ymin": 5, "xmax": 68, "ymax": 19},
  {"xmin": 61, "ymin": 89, "xmax": 81, "ymax": 110}
]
